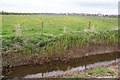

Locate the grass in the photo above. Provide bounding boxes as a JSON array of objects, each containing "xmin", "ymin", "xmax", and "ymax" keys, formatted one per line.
[
  {"xmin": 65, "ymin": 66, "xmax": 117, "ymax": 78},
  {"xmin": 67, "ymin": 75, "xmax": 84, "ymax": 78},
  {"xmin": 2, "ymin": 15, "xmax": 117, "ymax": 37},
  {"xmin": 2, "ymin": 29, "xmax": 119, "ymax": 56},
  {"xmin": 87, "ymin": 67, "xmax": 109, "ymax": 75},
  {"xmin": 1, "ymin": 15, "xmax": 119, "ymax": 57}
]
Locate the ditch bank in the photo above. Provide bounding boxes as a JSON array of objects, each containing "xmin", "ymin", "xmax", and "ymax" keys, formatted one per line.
[{"xmin": 2, "ymin": 42, "xmax": 119, "ymax": 67}]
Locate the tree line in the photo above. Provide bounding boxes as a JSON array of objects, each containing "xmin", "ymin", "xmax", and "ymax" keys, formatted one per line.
[{"xmin": 0, "ymin": 11, "xmax": 118, "ymax": 17}]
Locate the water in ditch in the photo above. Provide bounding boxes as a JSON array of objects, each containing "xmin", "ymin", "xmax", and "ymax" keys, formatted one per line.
[{"xmin": 2, "ymin": 51, "xmax": 120, "ymax": 79}]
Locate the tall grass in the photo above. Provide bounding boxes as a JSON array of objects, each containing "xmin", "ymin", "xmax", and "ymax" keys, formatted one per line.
[{"xmin": 2, "ymin": 29, "xmax": 119, "ymax": 56}]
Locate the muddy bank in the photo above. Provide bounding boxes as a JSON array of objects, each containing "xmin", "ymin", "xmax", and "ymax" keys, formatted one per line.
[{"xmin": 2, "ymin": 42, "xmax": 119, "ymax": 67}]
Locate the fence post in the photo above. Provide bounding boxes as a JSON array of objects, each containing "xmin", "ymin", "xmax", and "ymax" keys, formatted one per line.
[
  {"xmin": 91, "ymin": 25, "xmax": 95, "ymax": 32},
  {"xmin": 41, "ymin": 21, "xmax": 44, "ymax": 35},
  {"xmin": 88, "ymin": 21, "xmax": 91, "ymax": 31},
  {"xmin": 14, "ymin": 24, "xmax": 21, "ymax": 37},
  {"xmin": 64, "ymin": 26, "xmax": 67, "ymax": 33}
]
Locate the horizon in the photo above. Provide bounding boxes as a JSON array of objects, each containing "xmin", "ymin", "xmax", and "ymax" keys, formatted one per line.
[
  {"xmin": 1, "ymin": 11, "xmax": 118, "ymax": 15},
  {"xmin": 0, "ymin": 0, "xmax": 119, "ymax": 15}
]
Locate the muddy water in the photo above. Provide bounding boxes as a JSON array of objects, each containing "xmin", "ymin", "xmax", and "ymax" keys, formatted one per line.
[{"xmin": 3, "ymin": 52, "xmax": 120, "ymax": 79}]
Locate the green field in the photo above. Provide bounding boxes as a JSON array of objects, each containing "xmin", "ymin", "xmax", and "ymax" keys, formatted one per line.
[
  {"xmin": 2, "ymin": 15, "xmax": 117, "ymax": 37},
  {"xmin": 2, "ymin": 15, "xmax": 118, "ymax": 56}
]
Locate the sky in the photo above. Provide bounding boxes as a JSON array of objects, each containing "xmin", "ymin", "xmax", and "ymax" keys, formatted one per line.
[{"xmin": 0, "ymin": 0, "xmax": 119, "ymax": 15}]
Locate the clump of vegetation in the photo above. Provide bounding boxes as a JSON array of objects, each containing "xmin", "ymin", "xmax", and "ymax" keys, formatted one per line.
[
  {"xmin": 2, "ymin": 29, "xmax": 119, "ymax": 57},
  {"xmin": 65, "ymin": 66, "xmax": 118, "ymax": 78},
  {"xmin": 87, "ymin": 67, "xmax": 109, "ymax": 75}
]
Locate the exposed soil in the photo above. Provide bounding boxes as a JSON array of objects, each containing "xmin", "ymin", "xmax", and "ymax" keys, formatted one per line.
[{"xmin": 2, "ymin": 42, "xmax": 119, "ymax": 67}]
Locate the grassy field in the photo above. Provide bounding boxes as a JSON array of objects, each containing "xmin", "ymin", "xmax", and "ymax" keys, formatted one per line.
[
  {"xmin": 2, "ymin": 15, "xmax": 117, "ymax": 37},
  {"xmin": 2, "ymin": 15, "xmax": 118, "ymax": 56}
]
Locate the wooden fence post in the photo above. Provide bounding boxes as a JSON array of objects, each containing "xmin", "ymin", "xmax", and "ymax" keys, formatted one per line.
[
  {"xmin": 41, "ymin": 21, "xmax": 44, "ymax": 35},
  {"xmin": 64, "ymin": 26, "xmax": 67, "ymax": 33},
  {"xmin": 15, "ymin": 24, "xmax": 21, "ymax": 37},
  {"xmin": 88, "ymin": 21, "xmax": 91, "ymax": 31},
  {"xmin": 91, "ymin": 25, "xmax": 95, "ymax": 32}
]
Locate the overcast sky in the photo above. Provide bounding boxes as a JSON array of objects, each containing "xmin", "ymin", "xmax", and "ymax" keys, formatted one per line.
[{"xmin": 0, "ymin": 0, "xmax": 119, "ymax": 14}]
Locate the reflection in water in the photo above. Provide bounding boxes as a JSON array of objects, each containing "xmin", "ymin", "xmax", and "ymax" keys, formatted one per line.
[
  {"xmin": 3, "ymin": 52, "xmax": 120, "ymax": 78},
  {"xmin": 24, "ymin": 59, "xmax": 119, "ymax": 78}
]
